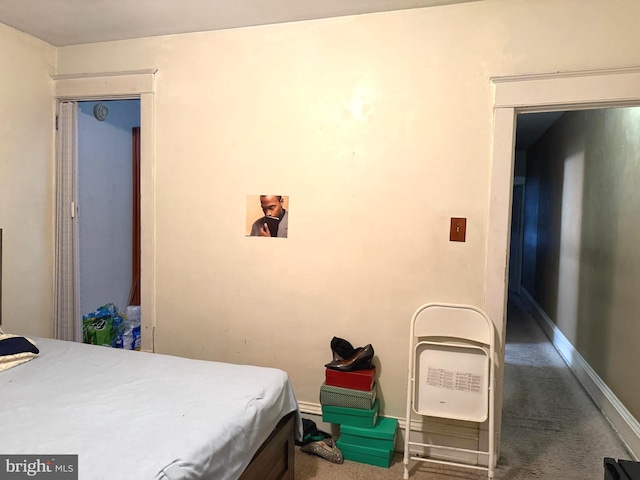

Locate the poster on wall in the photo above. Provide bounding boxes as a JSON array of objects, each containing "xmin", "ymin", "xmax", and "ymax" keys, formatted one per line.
[{"xmin": 245, "ymin": 195, "xmax": 289, "ymax": 238}]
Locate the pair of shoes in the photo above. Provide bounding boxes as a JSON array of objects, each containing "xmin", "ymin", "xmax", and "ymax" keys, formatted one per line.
[
  {"xmin": 300, "ymin": 438, "xmax": 344, "ymax": 464},
  {"xmin": 330, "ymin": 336, "xmax": 358, "ymax": 361},
  {"xmin": 325, "ymin": 344, "xmax": 374, "ymax": 372}
]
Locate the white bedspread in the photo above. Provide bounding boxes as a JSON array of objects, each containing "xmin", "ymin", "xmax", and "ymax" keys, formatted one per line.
[{"xmin": 0, "ymin": 338, "xmax": 301, "ymax": 480}]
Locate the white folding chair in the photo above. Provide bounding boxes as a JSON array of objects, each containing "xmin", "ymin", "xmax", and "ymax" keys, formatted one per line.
[{"xmin": 403, "ymin": 303, "xmax": 496, "ymax": 479}]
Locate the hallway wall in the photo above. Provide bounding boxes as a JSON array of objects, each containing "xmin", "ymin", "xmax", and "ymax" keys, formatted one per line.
[{"xmin": 522, "ymin": 107, "xmax": 640, "ymax": 421}]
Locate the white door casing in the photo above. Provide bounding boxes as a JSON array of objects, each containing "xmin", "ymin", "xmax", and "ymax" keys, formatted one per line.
[
  {"xmin": 487, "ymin": 66, "xmax": 640, "ymax": 459},
  {"xmin": 52, "ymin": 70, "xmax": 156, "ymax": 352}
]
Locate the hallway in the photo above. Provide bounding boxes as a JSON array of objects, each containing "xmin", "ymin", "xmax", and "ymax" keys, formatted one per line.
[{"xmin": 495, "ymin": 293, "xmax": 633, "ymax": 479}]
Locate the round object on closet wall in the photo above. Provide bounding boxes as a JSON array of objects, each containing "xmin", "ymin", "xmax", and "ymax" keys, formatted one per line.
[{"xmin": 93, "ymin": 103, "xmax": 109, "ymax": 121}]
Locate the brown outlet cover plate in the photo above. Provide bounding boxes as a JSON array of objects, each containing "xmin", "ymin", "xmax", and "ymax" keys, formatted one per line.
[{"xmin": 450, "ymin": 217, "xmax": 466, "ymax": 242}]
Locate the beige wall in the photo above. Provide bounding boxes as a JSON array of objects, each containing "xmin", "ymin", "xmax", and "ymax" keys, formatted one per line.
[
  {"xmin": 56, "ymin": 0, "xmax": 640, "ymax": 419},
  {"xmin": 0, "ymin": 23, "xmax": 56, "ymax": 337},
  {"xmin": 5, "ymin": 0, "xmax": 640, "ymax": 423},
  {"xmin": 524, "ymin": 107, "xmax": 640, "ymax": 420},
  {"xmin": 56, "ymin": 5, "xmax": 496, "ymax": 416}
]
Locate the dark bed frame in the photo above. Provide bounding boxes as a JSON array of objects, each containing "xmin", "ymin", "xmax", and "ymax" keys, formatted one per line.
[{"xmin": 239, "ymin": 410, "xmax": 296, "ymax": 480}]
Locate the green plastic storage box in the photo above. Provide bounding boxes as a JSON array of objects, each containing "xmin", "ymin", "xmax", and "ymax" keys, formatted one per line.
[
  {"xmin": 339, "ymin": 416, "xmax": 398, "ymax": 450},
  {"xmin": 322, "ymin": 399, "xmax": 379, "ymax": 427},
  {"xmin": 336, "ymin": 437, "xmax": 394, "ymax": 468}
]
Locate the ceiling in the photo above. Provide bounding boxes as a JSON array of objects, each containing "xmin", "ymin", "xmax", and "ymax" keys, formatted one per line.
[
  {"xmin": 0, "ymin": 0, "xmax": 478, "ymax": 47},
  {"xmin": 516, "ymin": 111, "xmax": 564, "ymax": 149}
]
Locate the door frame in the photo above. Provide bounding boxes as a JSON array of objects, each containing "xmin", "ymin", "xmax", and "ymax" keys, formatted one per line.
[
  {"xmin": 487, "ymin": 66, "xmax": 640, "ymax": 458},
  {"xmin": 52, "ymin": 70, "xmax": 157, "ymax": 352}
]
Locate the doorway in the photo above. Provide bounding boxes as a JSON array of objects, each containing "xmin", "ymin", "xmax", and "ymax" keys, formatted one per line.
[
  {"xmin": 55, "ymin": 99, "xmax": 141, "ymax": 344},
  {"xmin": 489, "ymin": 67, "xmax": 640, "ymax": 460},
  {"xmin": 77, "ymin": 100, "xmax": 140, "ymax": 325},
  {"xmin": 503, "ymin": 105, "xmax": 640, "ymax": 466},
  {"xmin": 52, "ymin": 70, "xmax": 156, "ymax": 351}
]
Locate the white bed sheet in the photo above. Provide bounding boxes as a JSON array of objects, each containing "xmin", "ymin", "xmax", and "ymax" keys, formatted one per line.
[{"xmin": 0, "ymin": 338, "xmax": 301, "ymax": 480}]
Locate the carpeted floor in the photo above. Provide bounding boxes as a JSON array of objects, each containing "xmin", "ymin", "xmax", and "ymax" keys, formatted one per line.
[{"xmin": 295, "ymin": 295, "xmax": 633, "ymax": 479}]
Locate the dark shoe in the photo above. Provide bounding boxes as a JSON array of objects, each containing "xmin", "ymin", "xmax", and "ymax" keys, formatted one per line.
[
  {"xmin": 325, "ymin": 344, "xmax": 374, "ymax": 371},
  {"xmin": 330, "ymin": 336, "xmax": 357, "ymax": 361},
  {"xmin": 296, "ymin": 418, "xmax": 332, "ymax": 447}
]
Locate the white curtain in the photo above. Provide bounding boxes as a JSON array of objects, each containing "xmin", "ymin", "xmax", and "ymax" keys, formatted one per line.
[{"xmin": 54, "ymin": 101, "xmax": 79, "ymax": 341}]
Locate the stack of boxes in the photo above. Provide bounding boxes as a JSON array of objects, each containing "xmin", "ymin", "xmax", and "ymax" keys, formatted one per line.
[
  {"xmin": 321, "ymin": 367, "xmax": 378, "ymax": 427},
  {"xmin": 337, "ymin": 417, "xmax": 399, "ymax": 468},
  {"xmin": 320, "ymin": 366, "xmax": 398, "ymax": 468}
]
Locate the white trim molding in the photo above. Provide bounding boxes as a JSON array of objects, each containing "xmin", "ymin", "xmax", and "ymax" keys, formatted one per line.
[
  {"xmin": 298, "ymin": 400, "xmax": 322, "ymax": 416},
  {"xmin": 491, "ymin": 66, "xmax": 640, "ymax": 110},
  {"xmin": 521, "ymin": 289, "xmax": 640, "ymax": 460},
  {"xmin": 52, "ymin": 70, "xmax": 157, "ymax": 100}
]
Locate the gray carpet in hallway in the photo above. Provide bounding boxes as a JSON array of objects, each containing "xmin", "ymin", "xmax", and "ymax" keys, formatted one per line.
[{"xmin": 295, "ymin": 295, "xmax": 633, "ymax": 479}]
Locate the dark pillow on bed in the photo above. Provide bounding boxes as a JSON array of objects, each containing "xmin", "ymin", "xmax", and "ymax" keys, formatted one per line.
[
  {"xmin": 0, "ymin": 336, "xmax": 39, "ymax": 356},
  {"xmin": 0, "ymin": 334, "xmax": 39, "ymax": 372}
]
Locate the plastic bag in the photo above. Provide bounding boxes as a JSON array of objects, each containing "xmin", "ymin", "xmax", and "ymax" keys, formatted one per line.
[
  {"xmin": 122, "ymin": 305, "xmax": 141, "ymax": 351},
  {"xmin": 82, "ymin": 303, "xmax": 126, "ymax": 348}
]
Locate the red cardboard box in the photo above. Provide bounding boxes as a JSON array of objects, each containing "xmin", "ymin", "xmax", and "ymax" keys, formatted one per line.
[{"xmin": 325, "ymin": 367, "xmax": 375, "ymax": 391}]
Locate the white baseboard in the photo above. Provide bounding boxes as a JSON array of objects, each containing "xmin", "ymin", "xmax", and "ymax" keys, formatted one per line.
[
  {"xmin": 298, "ymin": 401, "xmax": 322, "ymax": 416},
  {"xmin": 521, "ymin": 288, "xmax": 640, "ymax": 460}
]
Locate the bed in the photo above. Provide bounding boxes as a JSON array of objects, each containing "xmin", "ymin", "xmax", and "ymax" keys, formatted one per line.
[{"xmin": 0, "ymin": 336, "xmax": 301, "ymax": 480}]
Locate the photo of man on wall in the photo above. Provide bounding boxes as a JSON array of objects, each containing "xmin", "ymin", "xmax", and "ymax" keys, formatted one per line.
[{"xmin": 246, "ymin": 195, "xmax": 289, "ymax": 238}]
